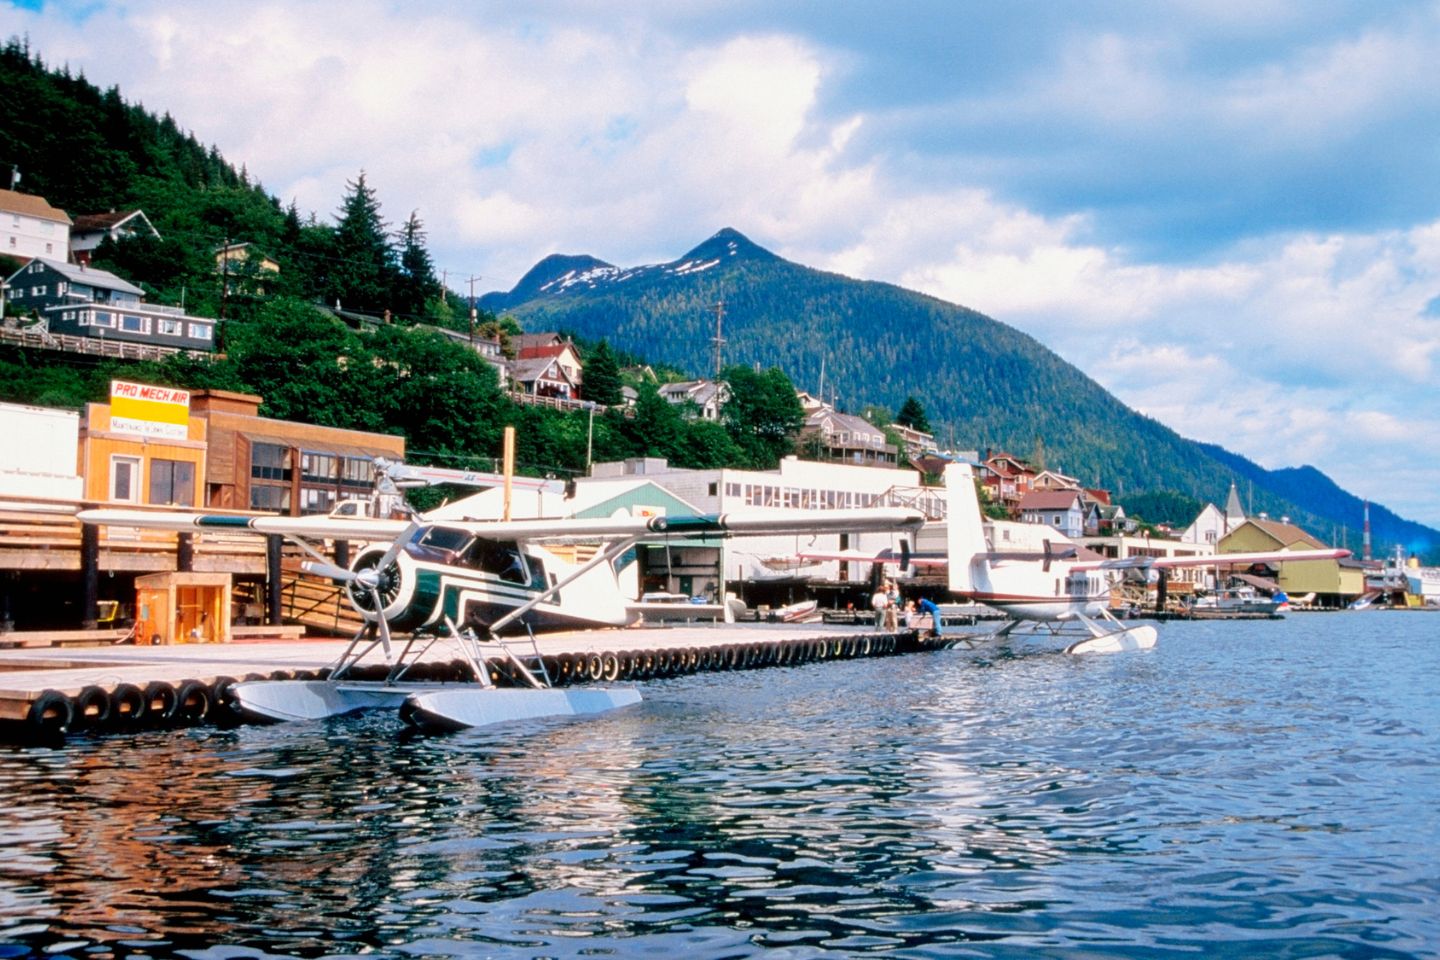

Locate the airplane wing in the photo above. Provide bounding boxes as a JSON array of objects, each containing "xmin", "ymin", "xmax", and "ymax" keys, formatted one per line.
[
  {"xmin": 1077, "ymin": 547, "xmax": 1351, "ymax": 572},
  {"xmin": 797, "ymin": 547, "xmax": 949, "ymax": 567},
  {"xmin": 74, "ymin": 508, "xmax": 412, "ymax": 541},
  {"xmin": 76, "ymin": 506, "xmax": 926, "ymax": 544}
]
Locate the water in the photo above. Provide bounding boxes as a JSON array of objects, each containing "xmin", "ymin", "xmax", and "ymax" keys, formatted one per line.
[{"xmin": 1, "ymin": 612, "xmax": 1437, "ymax": 958}]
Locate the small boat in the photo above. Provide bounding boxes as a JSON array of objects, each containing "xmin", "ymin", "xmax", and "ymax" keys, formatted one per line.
[{"xmin": 1189, "ymin": 585, "xmax": 1282, "ymax": 615}]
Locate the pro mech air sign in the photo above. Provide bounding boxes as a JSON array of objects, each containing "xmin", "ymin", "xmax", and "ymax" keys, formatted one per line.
[{"xmin": 109, "ymin": 380, "xmax": 191, "ymax": 440}]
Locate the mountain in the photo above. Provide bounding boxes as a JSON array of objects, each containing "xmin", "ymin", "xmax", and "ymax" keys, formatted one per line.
[{"xmin": 483, "ymin": 228, "xmax": 1440, "ymax": 559}]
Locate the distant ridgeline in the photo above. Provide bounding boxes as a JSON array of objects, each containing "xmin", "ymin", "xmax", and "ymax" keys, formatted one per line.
[{"xmin": 483, "ymin": 228, "xmax": 1439, "ymax": 559}]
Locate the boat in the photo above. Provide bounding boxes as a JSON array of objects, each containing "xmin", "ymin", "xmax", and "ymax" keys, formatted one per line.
[{"xmin": 1188, "ymin": 585, "xmax": 1283, "ymax": 615}]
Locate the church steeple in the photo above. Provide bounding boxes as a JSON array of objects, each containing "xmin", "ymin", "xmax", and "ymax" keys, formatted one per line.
[{"xmin": 1224, "ymin": 481, "xmax": 1245, "ymax": 531}]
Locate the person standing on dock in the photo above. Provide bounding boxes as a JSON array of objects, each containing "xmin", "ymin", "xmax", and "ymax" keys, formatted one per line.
[
  {"xmin": 871, "ymin": 585, "xmax": 888, "ymax": 628},
  {"xmin": 917, "ymin": 597, "xmax": 943, "ymax": 638},
  {"xmin": 883, "ymin": 581, "xmax": 900, "ymax": 632}
]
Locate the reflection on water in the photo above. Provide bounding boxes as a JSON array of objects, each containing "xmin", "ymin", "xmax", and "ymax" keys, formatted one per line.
[{"xmin": 1, "ymin": 613, "xmax": 1437, "ymax": 958}]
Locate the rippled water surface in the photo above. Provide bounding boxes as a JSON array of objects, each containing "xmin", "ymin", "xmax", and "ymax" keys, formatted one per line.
[{"xmin": 1, "ymin": 612, "xmax": 1437, "ymax": 958}]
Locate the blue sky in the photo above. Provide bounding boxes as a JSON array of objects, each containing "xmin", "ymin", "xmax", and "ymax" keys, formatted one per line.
[{"xmin": 5, "ymin": 0, "xmax": 1439, "ymax": 527}]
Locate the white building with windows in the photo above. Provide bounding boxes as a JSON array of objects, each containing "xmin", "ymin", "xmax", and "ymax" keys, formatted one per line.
[
  {"xmin": 585, "ymin": 456, "xmax": 936, "ymax": 587},
  {"xmin": 0, "ymin": 188, "xmax": 71, "ymax": 261}
]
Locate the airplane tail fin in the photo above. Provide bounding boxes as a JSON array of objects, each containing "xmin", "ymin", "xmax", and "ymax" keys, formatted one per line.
[{"xmin": 944, "ymin": 463, "xmax": 987, "ymax": 594}]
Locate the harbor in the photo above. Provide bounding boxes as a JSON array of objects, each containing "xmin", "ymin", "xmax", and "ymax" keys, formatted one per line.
[{"xmin": 0, "ymin": 623, "xmax": 946, "ymax": 740}]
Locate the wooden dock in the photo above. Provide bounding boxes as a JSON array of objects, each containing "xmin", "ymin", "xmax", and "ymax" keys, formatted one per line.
[{"xmin": 0, "ymin": 623, "xmax": 945, "ymax": 740}]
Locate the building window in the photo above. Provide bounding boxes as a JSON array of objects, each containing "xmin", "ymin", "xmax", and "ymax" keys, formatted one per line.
[
  {"xmin": 91, "ymin": 311, "xmax": 114, "ymax": 328},
  {"xmin": 109, "ymin": 455, "xmax": 142, "ymax": 503},
  {"xmin": 188, "ymin": 323, "xmax": 212, "ymax": 340},
  {"xmin": 120, "ymin": 314, "xmax": 147, "ymax": 333},
  {"xmin": 149, "ymin": 459, "xmax": 195, "ymax": 506},
  {"xmin": 250, "ymin": 484, "xmax": 291, "ymax": 512},
  {"xmin": 301, "ymin": 452, "xmax": 339, "ymax": 483},
  {"xmin": 44, "ymin": 243, "xmax": 52, "ymax": 254},
  {"xmin": 340, "ymin": 456, "xmax": 372, "ymax": 488},
  {"xmin": 300, "ymin": 487, "xmax": 337, "ymax": 515},
  {"xmin": 251, "ymin": 443, "xmax": 292, "ymax": 482},
  {"xmin": 157, "ymin": 318, "xmax": 183, "ymax": 336}
]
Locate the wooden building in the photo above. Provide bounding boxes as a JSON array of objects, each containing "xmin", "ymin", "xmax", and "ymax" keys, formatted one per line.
[
  {"xmin": 190, "ymin": 390, "xmax": 405, "ymax": 513},
  {"xmin": 78, "ymin": 384, "xmax": 207, "ymax": 507}
]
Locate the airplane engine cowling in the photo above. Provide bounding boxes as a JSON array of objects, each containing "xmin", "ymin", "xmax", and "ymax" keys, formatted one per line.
[{"xmin": 345, "ymin": 546, "xmax": 422, "ymax": 628}]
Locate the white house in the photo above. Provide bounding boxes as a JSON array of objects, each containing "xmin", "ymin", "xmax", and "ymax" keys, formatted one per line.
[
  {"xmin": 1, "ymin": 188, "xmax": 71, "ymax": 261},
  {"xmin": 70, "ymin": 209, "xmax": 160, "ymax": 264},
  {"xmin": 658, "ymin": 379, "xmax": 730, "ymax": 420}
]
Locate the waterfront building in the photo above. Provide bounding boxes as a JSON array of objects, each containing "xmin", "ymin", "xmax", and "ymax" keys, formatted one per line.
[{"xmin": 1218, "ymin": 516, "xmax": 1361, "ymax": 606}]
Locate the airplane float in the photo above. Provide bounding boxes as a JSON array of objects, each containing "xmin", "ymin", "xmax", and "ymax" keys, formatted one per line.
[
  {"xmin": 75, "ymin": 503, "xmax": 926, "ymax": 728},
  {"xmin": 810, "ymin": 463, "xmax": 1350, "ymax": 654}
]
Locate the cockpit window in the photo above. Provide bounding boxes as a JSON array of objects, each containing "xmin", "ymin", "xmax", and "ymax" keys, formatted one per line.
[
  {"xmin": 463, "ymin": 537, "xmax": 530, "ymax": 584},
  {"xmin": 408, "ymin": 526, "xmax": 474, "ymax": 563}
]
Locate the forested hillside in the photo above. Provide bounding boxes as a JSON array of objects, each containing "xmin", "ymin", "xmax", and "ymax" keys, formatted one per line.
[
  {"xmin": 484, "ymin": 229, "xmax": 1440, "ymax": 558},
  {"xmin": 0, "ymin": 37, "xmax": 452, "ymax": 327}
]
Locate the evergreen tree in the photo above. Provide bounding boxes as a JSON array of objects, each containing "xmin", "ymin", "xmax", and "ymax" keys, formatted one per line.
[
  {"xmin": 394, "ymin": 210, "xmax": 440, "ymax": 318},
  {"xmin": 896, "ymin": 395, "xmax": 932, "ymax": 433},
  {"xmin": 583, "ymin": 340, "xmax": 623, "ymax": 407},
  {"xmin": 720, "ymin": 364, "xmax": 805, "ymax": 469},
  {"xmin": 330, "ymin": 171, "xmax": 396, "ymax": 312}
]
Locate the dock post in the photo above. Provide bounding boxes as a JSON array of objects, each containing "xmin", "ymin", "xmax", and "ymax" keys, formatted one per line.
[
  {"xmin": 335, "ymin": 539, "xmax": 350, "ymax": 569},
  {"xmin": 176, "ymin": 532, "xmax": 194, "ymax": 572},
  {"xmin": 266, "ymin": 534, "xmax": 283, "ymax": 626},
  {"xmin": 81, "ymin": 521, "xmax": 99, "ymax": 629},
  {"xmin": 1155, "ymin": 570, "xmax": 1169, "ymax": 613}
]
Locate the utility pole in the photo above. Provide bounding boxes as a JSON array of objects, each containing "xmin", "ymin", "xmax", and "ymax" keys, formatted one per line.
[
  {"xmin": 440, "ymin": 269, "xmax": 448, "ymax": 305},
  {"xmin": 219, "ymin": 235, "xmax": 230, "ymax": 320},
  {"xmin": 711, "ymin": 299, "xmax": 726, "ymax": 377},
  {"xmin": 465, "ymin": 274, "xmax": 482, "ymax": 345}
]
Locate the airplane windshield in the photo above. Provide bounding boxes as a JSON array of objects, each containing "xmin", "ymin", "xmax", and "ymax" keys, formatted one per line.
[
  {"xmin": 410, "ymin": 526, "xmax": 475, "ymax": 563},
  {"xmin": 462, "ymin": 537, "xmax": 530, "ymax": 585}
]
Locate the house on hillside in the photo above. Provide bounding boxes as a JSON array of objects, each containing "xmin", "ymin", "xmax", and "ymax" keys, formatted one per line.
[
  {"xmin": 509, "ymin": 353, "xmax": 581, "ymax": 401},
  {"xmin": 0, "ymin": 188, "xmax": 71, "ymax": 261},
  {"xmin": 215, "ymin": 242, "xmax": 280, "ymax": 296},
  {"xmin": 70, "ymin": 209, "xmax": 160, "ymax": 265},
  {"xmin": 3, "ymin": 258, "xmax": 214, "ymax": 352},
  {"xmin": 1031, "ymin": 469, "xmax": 1081, "ymax": 492},
  {"xmin": 659, "ymin": 379, "xmax": 730, "ymax": 420},
  {"xmin": 512, "ymin": 333, "xmax": 583, "ymax": 393},
  {"xmin": 888, "ymin": 422, "xmax": 936, "ymax": 463},
  {"xmin": 799, "ymin": 408, "xmax": 898, "ymax": 468},
  {"xmin": 1016, "ymin": 488, "xmax": 1097, "ymax": 539},
  {"xmin": 980, "ymin": 452, "xmax": 1036, "ymax": 513}
]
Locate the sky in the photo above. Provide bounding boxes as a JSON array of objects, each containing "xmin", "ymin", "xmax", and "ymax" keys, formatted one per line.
[{"xmin": 5, "ymin": 0, "xmax": 1439, "ymax": 528}]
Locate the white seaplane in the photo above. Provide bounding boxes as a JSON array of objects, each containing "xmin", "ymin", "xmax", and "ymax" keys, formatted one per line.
[
  {"xmin": 943, "ymin": 462, "xmax": 1353, "ymax": 652},
  {"xmin": 808, "ymin": 463, "xmax": 1350, "ymax": 654},
  {"xmin": 76, "ymin": 502, "xmax": 925, "ymax": 728}
]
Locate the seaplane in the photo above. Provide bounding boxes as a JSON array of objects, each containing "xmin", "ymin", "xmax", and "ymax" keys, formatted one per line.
[
  {"xmin": 808, "ymin": 463, "xmax": 1350, "ymax": 654},
  {"xmin": 943, "ymin": 462, "xmax": 1354, "ymax": 652},
  {"xmin": 76, "ymin": 499, "xmax": 925, "ymax": 728}
]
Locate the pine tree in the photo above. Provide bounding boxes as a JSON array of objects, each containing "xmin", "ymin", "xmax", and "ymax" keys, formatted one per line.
[
  {"xmin": 896, "ymin": 395, "xmax": 932, "ymax": 433},
  {"xmin": 330, "ymin": 171, "xmax": 396, "ymax": 313},
  {"xmin": 583, "ymin": 340, "xmax": 623, "ymax": 407},
  {"xmin": 394, "ymin": 210, "xmax": 439, "ymax": 318}
]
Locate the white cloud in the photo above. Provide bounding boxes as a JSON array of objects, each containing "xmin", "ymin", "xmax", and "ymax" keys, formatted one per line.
[{"xmin": 5, "ymin": 1, "xmax": 1440, "ymax": 527}]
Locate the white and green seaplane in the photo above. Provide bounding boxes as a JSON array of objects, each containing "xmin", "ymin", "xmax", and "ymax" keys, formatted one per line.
[{"xmin": 76, "ymin": 503, "xmax": 925, "ymax": 729}]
